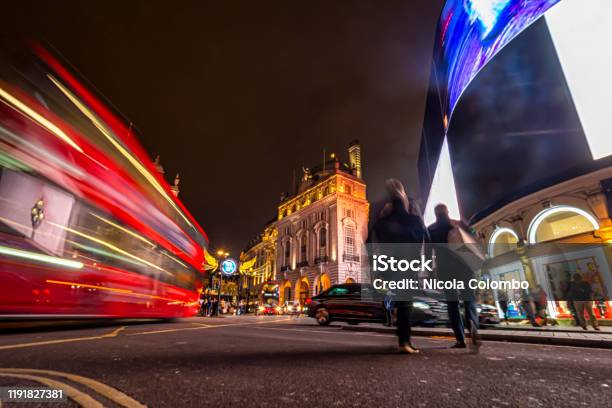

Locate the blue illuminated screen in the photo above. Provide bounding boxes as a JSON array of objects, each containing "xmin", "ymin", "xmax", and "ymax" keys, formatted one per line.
[{"xmin": 436, "ymin": 0, "xmax": 559, "ymax": 125}]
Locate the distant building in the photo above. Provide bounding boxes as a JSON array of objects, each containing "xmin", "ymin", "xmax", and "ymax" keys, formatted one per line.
[
  {"xmin": 243, "ymin": 141, "xmax": 369, "ymax": 306},
  {"xmin": 241, "ymin": 219, "xmax": 278, "ymax": 289},
  {"xmin": 153, "ymin": 155, "xmax": 181, "ymax": 197}
]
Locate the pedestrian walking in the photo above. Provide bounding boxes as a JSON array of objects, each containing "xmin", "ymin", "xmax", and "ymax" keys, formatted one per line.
[
  {"xmin": 497, "ymin": 290, "xmax": 510, "ymax": 325},
  {"xmin": 427, "ymin": 203, "xmax": 481, "ymax": 349},
  {"xmin": 368, "ymin": 178, "xmax": 429, "ymax": 354},
  {"xmin": 568, "ymin": 274, "xmax": 600, "ymax": 330},
  {"xmin": 520, "ymin": 289, "xmax": 540, "ymax": 327}
]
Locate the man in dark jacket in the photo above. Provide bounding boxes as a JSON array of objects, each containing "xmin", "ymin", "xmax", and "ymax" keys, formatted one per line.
[
  {"xmin": 427, "ymin": 204, "xmax": 480, "ymax": 348},
  {"xmin": 369, "ymin": 179, "xmax": 429, "ymax": 354}
]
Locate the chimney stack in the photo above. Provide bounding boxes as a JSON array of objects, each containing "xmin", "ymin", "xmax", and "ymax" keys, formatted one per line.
[{"xmin": 348, "ymin": 140, "xmax": 362, "ymax": 179}]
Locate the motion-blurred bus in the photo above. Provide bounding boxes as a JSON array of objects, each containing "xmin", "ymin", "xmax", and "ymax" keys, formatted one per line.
[{"xmin": 0, "ymin": 44, "xmax": 208, "ymax": 319}]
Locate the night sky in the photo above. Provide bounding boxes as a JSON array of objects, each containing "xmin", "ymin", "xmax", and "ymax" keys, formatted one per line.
[{"xmin": 4, "ymin": 1, "xmax": 442, "ymax": 256}]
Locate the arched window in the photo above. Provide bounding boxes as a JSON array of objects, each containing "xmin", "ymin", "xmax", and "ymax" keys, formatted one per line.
[
  {"xmin": 488, "ymin": 228, "xmax": 519, "ymax": 258},
  {"xmin": 528, "ymin": 206, "xmax": 599, "ymax": 243}
]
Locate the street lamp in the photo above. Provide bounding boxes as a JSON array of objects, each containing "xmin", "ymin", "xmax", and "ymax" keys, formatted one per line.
[{"xmin": 215, "ymin": 250, "xmax": 230, "ymax": 316}]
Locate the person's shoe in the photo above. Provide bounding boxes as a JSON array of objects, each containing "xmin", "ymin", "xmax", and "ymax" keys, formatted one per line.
[
  {"xmin": 582, "ymin": 326, "xmax": 588, "ymax": 330},
  {"xmin": 399, "ymin": 344, "xmax": 420, "ymax": 354},
  {"xmin": 470, "ymin": 325, "xmax": 481, "ymax": 347},
  {"xmin": 450, "ymin": 342, "xmax": 466, "ymax": 349},
  {"xmin": 594, "ymin": 326, "xmax": 601, "ymax": 331}
]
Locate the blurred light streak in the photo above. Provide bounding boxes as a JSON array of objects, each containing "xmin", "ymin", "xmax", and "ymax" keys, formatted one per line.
[
  {"xmin": 66, "ymin": 239, "xmax": 150, "ymax": 269},
  {"xmin": 0, "ymin": 245, "xmax": 83, "ymax": 269},
  {"xmin": 90, "ymin": 212, "xmax": 155, "ymax": 248},
  {"xmin": 0, "ymin": 124, "xmax": 84, "ymax": 175},
  {"xmin": 46, "ymin": 279, "xmax": 187, "ymax": 303},
  {"xmin": 90, "ymin": 212, "xmax": 190, "ymax": 269},
  {"xmin": 47, "ymin": 75, "xmax": 197, "ymax": 231},
  {"xmin": 0, "ymin": 86, "xmax": 83, "ymax": 153},
  {"xmin": 48, "ymin": 221, "xmax": 172, "ymax": 276}
]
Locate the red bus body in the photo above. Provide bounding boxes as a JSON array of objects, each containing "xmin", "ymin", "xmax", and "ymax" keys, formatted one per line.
[{"xmin": 0, "ymin": 45, "xmax": 208, "ymax": 319}]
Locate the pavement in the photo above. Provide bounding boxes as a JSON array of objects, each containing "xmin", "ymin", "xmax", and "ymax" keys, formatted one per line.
[
  {"xmin": 0, "ymin": 316, "xmax": 611, "ymax": 407},
  {"xmin": 339, "ymin": 321, "xmax": 612, "ymax": 349}
]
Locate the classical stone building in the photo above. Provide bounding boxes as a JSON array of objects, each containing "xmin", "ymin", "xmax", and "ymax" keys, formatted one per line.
[
  {"xmin": 275, "ymin": 141, "xmax": 369, "ymax": 305},
  {"xmin": 241, "ymin": 141, "xmax": 369, "ymax": 306}
]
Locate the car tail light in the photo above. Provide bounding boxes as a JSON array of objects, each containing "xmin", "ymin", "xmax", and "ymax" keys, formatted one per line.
[{"xmin": 305, "ymin": 298, "xmax": 312, "ymax": 305}]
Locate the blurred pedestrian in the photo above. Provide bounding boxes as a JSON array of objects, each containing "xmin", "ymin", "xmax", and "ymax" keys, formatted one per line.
[
  {"xmin": 533, "ymin": 285, "xmax": 548, "ymax": 326},
  {"xmin": 368, "ymin": 178, "xmax": 429, "ymax": 354},
  {"xmin": 594, "ymin": 290, "xmax": 607, "ymax": 318},
  {"xmin": 427, "ymin": 203, "xmax": 480, "ymax": 348},
  {"xmin": 497, "ymin": 290, "xmax": 510, "ymax": 325},
  {"xmin": 520, "ymin": 289, "xmax": 540, "ymax": 327},
  {"xmin": 569, "ymin": 274, "xmax": 600, "ymax": 330}
]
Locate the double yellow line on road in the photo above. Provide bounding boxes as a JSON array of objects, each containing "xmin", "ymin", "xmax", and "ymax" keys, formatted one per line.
[{"xmin": 0, "ymin": 368, "xmax": 145, "ymax": 408}]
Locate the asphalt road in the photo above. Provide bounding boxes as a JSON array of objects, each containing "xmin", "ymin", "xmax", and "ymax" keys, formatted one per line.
[{"xmin": 0, "ymin": 316, "xmax": 611, "ymax": 407}]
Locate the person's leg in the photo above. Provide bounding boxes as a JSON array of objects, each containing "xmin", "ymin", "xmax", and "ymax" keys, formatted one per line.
[
  {"xmin": 524, "ymin": 302, "xmax": 539, "ymax": 327},
  {"xmin": 464, "ymin": 300, "xmax": 480, "ymax": 346},
  {"xmin": 585, "ymin": 301, "xmax": 599, "ymax": 329},
  {"xmin": 396, "ymin": 302, "xmax": 417, "ymax": 353},
  {"xmin": 447, "ymin": 301, "xmax": 465, "ymax": 346},
  {"xmin": 574, "ymin": 301, "xmax": 587, "ymax": 329},
  {"xmin": 500, "ymin": 302, "xmax": 508, "ymax": 323},
  {"xmin": 464, "ymin": 301, "xmax": 479, "ymax": 330},
  {"xmin": 396, "ymin": 301, "xmax": 412, "ymax": 345}
]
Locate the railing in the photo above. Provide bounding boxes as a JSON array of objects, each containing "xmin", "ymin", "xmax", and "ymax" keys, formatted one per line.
[
  {"xmin": 342, "ymin": 254, "xmax": 360, "ymax": 262},
  {"xmin": 296, "ymin": 260, "xmax": 309, "ymax": 268},
  {"xmin": 280, "ymin": 265, "xmax": 291, "ymax": 272}
]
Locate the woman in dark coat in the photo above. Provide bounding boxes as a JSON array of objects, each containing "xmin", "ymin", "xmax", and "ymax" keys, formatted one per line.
[{"xmin": 368, "ymin": 179, "xmax": 429, "ymax": 354}]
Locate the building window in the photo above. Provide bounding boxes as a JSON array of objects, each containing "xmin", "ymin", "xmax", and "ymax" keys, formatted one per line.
[
  {"xmin": 300, "ymin": 234, "xmax": 307, "ymax": 263},
  {"xmin": 488, "ymin": 227, "xmax": 519, "ymax": 258},
  {"xmin": 343, "ymin": 225, "xmax": 358, "ymax": 262},
  {"xmin": 284, "ymin": 242, "xmax": 290, "ymax": 266},
  {"xmin": 319, "ymin": 227, "xmax": 327, "ymax": 248}
]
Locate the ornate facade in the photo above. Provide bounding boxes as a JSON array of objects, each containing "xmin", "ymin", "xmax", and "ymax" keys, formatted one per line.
[
  {"xmin": 275, "ymin": 141, "xmax": 369, "ymax": 305},
  {"xmin": 241, "ymin": 141, "xmax": 369, "ymax": 306}
]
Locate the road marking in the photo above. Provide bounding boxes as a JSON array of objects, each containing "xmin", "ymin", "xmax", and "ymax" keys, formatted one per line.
[
  {"xmin": 0, "ymin": 372, "xmax": 102, "ymax": 408},
  {"xmin": 104, "ymin": 326, "xmax": 127, "ymax": 337},
  {"xmin": 0, "ymin": 326, "xmax": 127, "ymax": 351},
  {"xmin": 0, "ymin": 368, "xmax": 146, "ymax": 408},
  {"xmin": 0, "ymin": 318, "xmax": 289, "ymax": 351},
  {"xmin": 127, "ymin": 317, "xmax": 292, "ymax": 336}
]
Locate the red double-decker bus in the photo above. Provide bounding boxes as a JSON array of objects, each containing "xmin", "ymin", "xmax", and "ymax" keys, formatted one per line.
[{"xmin": 0, "ymin": 45, "xmax": 208, "ymax": 319}]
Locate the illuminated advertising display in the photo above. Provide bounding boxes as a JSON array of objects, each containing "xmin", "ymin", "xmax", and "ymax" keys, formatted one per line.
[
  {"xmin": 435, "ymin": 0, "xmax": 559, "ymax": 127},
  {"xmin": 420, "ymin": 0, "xmax": 612, "ymax": 224}
]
